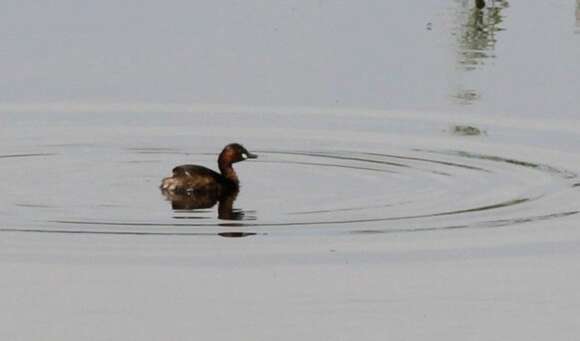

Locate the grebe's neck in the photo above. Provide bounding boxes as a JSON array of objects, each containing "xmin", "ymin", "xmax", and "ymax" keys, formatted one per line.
[{"xmin": 218, "ymin": 159, "xmax": 239, "ymax": 184}]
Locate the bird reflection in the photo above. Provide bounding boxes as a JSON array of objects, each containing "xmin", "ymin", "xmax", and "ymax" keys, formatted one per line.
[{"xmin": 161, "ymin": 188, "xmax": 247, "ymax": 221}]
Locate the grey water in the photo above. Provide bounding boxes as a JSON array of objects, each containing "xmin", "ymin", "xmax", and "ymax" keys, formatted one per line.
[
  {"xmin": 2, "ymin": 1, "xmax": 580, "ymax": 340},
  {"xmin": 3, "ymin": 108, "xmax": 580, "ymax": 237},
  {"xmin": 1, "ymin": 1, "xmax": 579, "ymax": 117},
  {"xmin": 3, "ymin": 1, "xmax": 580, "ymax": 236}
]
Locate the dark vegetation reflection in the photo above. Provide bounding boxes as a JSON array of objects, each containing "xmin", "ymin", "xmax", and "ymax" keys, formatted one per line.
[
  {"xmin": 452, "ymin": 0, "xmax": 509, "ymax": 104},
  {"xmin": 576, "ymin": 0, "xmax": 580, "ymax": 34}
]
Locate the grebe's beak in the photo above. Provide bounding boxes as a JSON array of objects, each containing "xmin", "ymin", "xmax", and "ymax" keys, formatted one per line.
[{"xmin": 246, "ymin": 152, "xmax": 258, "ymax": 159}]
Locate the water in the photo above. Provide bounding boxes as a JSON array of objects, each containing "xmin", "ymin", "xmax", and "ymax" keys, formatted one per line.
[
  {"xmin": 2, "ymin": 1, "xmax": 580, "ymax": 117},
  {"xmin": 2, "ymin": 1, "xmax": 580, "ymax": 340},
  {"xmin": 2, "ymin": 111, "xmax": 580, "ymax": 237}
]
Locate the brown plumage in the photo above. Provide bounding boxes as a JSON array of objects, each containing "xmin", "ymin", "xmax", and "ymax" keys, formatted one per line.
[{"xmin": 160, "ymin": 143, "xmax": 257, "ymax": 195}]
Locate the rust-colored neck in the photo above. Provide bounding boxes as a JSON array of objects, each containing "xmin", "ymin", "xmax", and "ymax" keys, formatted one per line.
[{"xmin": 218, "ymin": 157, "xmax": 239, "ymax": 184}]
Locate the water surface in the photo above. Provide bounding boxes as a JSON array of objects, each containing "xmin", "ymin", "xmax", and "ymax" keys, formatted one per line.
[
  {"xmin": 2, "ymin": 110, "xmax": 580, "ymax": 238},
  {"xmin": 2, "ymin": 1, "xmax": 580, "ymax": 340}
]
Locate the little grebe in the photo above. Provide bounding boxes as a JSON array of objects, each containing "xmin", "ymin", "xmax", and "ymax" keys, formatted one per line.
[{"xmin": 160, "ymin": 143, "xmax": 257, "ymax": 194}]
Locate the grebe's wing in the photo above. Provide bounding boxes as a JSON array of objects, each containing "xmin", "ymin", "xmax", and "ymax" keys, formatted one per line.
[{"xmin": 172, "ymin": 165, "xmax": 221, "ymax": 178}]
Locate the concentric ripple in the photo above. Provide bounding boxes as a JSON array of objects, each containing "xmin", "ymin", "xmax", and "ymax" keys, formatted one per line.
[{"xmin": 3, "ymin": 142, "xmax": 578, "ymax": 237}]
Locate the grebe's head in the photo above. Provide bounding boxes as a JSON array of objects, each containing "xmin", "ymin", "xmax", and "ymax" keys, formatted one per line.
[{"xmin": 219, "ymin": 143, "xmax": 258, "ymax": 164}]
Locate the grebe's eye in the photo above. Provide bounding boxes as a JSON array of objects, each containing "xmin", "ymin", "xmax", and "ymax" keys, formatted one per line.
[{"xmin": 242, "ymin": 153, "xmax": 248, "ymax": 159}]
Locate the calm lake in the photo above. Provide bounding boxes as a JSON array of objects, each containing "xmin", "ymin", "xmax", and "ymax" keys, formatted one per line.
[{"xmin": 1, "ymin": 1, "xmax": 580, "ymax": 340}]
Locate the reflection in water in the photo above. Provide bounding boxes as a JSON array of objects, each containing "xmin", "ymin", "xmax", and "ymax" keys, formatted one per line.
[
  {"xmin": 161, "ymin": 189, "xmax": 247, "ymax": 221},
  {"xmin": 453, "ymin": 89, "xmax": 480, "ymax": 105},
  {"xmin": 451, "ymin": 0, "xmax": 509, "ymax": 104},
  {"xmin": 217, "ymin": 232, "xmax": 257, "ymax": 238},
  {"xmin": 456, "ymin": 0, "xmax": 508, "ymax": 70},
  {"xmin": 576, "ymin": 0, "xmax": 580, "ymax": 34}
]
